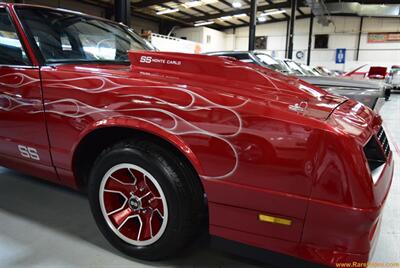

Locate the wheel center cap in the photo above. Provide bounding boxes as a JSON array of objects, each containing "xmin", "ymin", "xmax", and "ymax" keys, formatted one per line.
[{"xmin": 129, "ymin": 196, "xmax": 141, "ymax": 210}]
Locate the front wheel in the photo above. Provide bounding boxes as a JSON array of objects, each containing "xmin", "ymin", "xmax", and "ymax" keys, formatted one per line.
[{"xmin": 88, "ymin": 139, "xmax": 206, "ymax": 260}]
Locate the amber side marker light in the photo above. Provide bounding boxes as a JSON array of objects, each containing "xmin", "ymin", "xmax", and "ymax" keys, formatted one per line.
[{"xmin": 258, "ymin": 214, "xmax": 292, "ymax": 226}]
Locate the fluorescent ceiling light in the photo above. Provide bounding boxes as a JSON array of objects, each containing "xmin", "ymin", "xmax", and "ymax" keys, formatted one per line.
[
  {"xmin": 233, "ymin": 13, "xmax": 247, "ymax": 18},
  {"xmin": 156, "ymin": 8, "xmax": 179, "ymax": 15},
  {"xmin": 182, "ymin": 0, "xmax": 218, "ymax": 8},
  {"xmin": 194, "ymin": 21, "xmax": 215, "ymax": 27},
  {"xmin": 258, "ymin": 16, "xmax": 267, "ymax": 22},
  {"xmin": 182, "ymin": 1, "xmax": 202, "ymax": 8},
  {"xmin": 202, "ymin": 0, "xmax": 218, "ymax": 3},
  {"xmin": 232, "ymin": 1, "xmax": 242, "ymax": 8},
  {"xmin": 262, "ymin": 10, "xmax": 287, "ymax": 16},
  {"xmin": 219, "ymin": 15, "xmax": 233, "ymax": 20}
]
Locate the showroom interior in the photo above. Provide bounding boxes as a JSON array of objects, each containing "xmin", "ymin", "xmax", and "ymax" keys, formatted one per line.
[{"xmin": 0, "ymin": 0, "xmax": 399, "ymax": 267}]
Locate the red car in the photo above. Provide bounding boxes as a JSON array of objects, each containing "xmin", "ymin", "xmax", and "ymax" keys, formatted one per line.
[{"xmin": 0, "ymin": 4, "xmax": 394, "ymax": 267}]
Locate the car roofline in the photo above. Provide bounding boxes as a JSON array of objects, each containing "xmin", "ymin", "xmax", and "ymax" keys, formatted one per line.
[{"xmin": 6, "ymin": 2, "xmax": 126, "ymax": 28}]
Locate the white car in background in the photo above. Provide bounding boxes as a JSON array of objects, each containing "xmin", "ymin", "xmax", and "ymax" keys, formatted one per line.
[{"xmin": 388, "ymin": 65, "xmax": 400, "ymax": 90}]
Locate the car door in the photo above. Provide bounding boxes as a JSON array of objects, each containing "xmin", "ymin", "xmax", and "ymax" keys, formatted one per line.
[{"xmin": 0, "ymin": 7, "xmax": 52, "ymax": 167}]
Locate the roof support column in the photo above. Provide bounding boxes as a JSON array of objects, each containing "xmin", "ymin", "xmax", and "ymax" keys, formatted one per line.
[
  {"xmin": 307, "ymin": 15, "xmax": 313, "ymax": 65},
  {"xmin": 285, "ymin": 19, "xmax": 290, "ymax": 58},
  {"xmin": 355, "ymin": 17, "xmax": 364, "ymax": 61},
  {"xmin": 248, "ymin": 0, "xmax": 258, "ymax": 51},
  {"xmin": 115, "ymin": 0, "xmax": 131, "ymax": 26},
  {"xmin": 287, "ymin": 0, "xmax": 297, "ymax": 59}
]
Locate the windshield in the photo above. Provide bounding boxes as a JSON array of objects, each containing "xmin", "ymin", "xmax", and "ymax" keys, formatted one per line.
[
  {"xmin": 284, "ymin": 60, "xmax": 306, "ymax": 75},
  {"xmin": 254, "ymin": 53, "xmax": 287, "ymax": 72},
  {"xmin": 316, "ymin": 67, "xmax": 332, "ymax": 76},
  {"xmin": 16, "ymin": 7, "xmax": 154, "ymax": 64},
  {"xmin": 300, "ymin": 64, "xmax": 321, "ymax": 76},
  {"xmin": 390, "ymin": 67, "xmax": 400, "ymax": 74}
]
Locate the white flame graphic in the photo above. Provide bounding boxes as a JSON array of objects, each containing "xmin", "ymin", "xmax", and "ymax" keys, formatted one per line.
[{"xmin": 1, "ymin": 73, "xmax": 249, "ymax": 179}]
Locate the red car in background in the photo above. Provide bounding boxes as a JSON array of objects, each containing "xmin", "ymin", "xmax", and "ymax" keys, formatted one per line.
[
  {"xmin": 0, "ymin": 4, "xmax": 394, "ymax": 267},
  {"xmin": 368, "ymin": 66, "xmax": 388, "ymax": 80}
]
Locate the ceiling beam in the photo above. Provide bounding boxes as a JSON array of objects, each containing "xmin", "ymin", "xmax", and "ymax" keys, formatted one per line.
[
  {"xmin": 80, "ymin": 0, "xmax": 191, "ymax": 27},
  {"xmin": 205, "ymin": 3, "xmax": 238, "ymax": 27},
  {"xmin": 132, "ymin": 0, "xmax": 172, "ymax": 8},
  {"xmin": 159, "ymin": 3, "xmax": 198, "ymax": 20},
  {"xmin": 155, "ymin": 0, "xmax": 244, "ymax": 27},
  {"xmin": 237, "ymin": 18, "xmax": 248, "ymax": 24},
  {"xmin": 264, "ymin": 0, "xmax": 289, "ymax": 19},
  {"xmin": 217, "ymin": 14, "xmax": 311, "ymax": 30},
  {"xmin": 187, "ymin": 1, "xmax": 299, "ymax": 23},
  {"xmin": 162, "ymin": 0, "xmax": 251, "ymax": 27},
  {"xmin": 131, "ymin": 0, "xmax": 400, "ymax": 9},
  {"xmin": 80, "ymin": 0, "xmax": 160, "ymax": 23},
  {"xmin": 243, "ymin": 0, "xmax": 280, "ymax": 21},
  {"xmin": 219, "ymin": 0, "xmax": 234, "ymax": 8},
  {"xmin": 207, "ymin": 3, "xmax": 225, "ymax": 13},
  {"xmin": 164, "ymin": 1, "xmax": 236, "ymax": 27},
  {"xmin": 187, "ymin": 6, "xmax": 237, "ymax": 27}
]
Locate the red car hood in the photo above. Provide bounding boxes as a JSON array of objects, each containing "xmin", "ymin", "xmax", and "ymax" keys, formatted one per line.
[{"xmin": 127, "ymin": 51, "xmax": 347, "ymax": 121}]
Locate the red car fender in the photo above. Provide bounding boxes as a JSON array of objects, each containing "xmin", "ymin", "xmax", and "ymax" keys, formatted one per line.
[{"xmin": 71, "ymin": 116, "xmax": 206, "ymax": 180}]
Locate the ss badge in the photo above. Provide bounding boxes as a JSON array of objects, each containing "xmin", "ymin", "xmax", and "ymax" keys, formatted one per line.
[{"xmin": 18, "ymin": 145, "xmax": 40, "ymax": 161}]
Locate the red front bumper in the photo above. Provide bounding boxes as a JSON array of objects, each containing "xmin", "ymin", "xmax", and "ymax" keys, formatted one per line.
[
  {"xmin": 301, "ymin": 152, "xmax": 394, "ymax": 267},
  {"xmin": 210, "ymin": 152, "xmax": 394, "ymax": 268}
]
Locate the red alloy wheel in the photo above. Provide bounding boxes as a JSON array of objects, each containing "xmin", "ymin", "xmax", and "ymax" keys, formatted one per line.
[{"xmin": 99, "ymin": 163, "xmax": 168, "ymax": 246}]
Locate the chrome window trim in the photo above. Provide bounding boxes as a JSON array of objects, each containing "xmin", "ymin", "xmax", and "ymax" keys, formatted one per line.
[{"xmin": 0, "ymin": 64, "xmax": 37, "ymax": 69}]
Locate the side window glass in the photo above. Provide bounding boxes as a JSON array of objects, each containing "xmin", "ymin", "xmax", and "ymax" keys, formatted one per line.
[
  {"xmin": 233, "ymin": 54, "xmax": 251, "ymax": 60},
  {"xmin": 61, "ymin": 35, "xmax": 72, "ymax": 51},
  {"xmin": 0, "ymin": 9, "xmax": 29, "ymax": 65}
]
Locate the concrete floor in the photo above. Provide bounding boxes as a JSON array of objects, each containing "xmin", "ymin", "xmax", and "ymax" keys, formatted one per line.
[{"xmin": 0, "ymin": 94, "xmax": 399, "ymax": 268}]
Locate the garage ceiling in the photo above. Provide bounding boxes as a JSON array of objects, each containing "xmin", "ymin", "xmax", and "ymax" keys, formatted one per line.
[
  {"xmin": 81, "ymin": 0, "xmax": 400, "ymax": 30},
  {"xmin": 131, "ymin": 0, "xmax": 308, "ymax": 29}
]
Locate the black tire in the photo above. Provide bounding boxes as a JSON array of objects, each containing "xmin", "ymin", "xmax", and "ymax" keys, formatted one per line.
[{"xmin": 88, "ymin": 139, "xmax": 206, "ymax": 261}]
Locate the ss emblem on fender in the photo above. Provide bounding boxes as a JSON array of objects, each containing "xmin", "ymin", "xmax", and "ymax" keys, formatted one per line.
[
  {"xmin": 140, "ymin": 56, "xmax": 152, "ymax": 64},
  {"xmin": 18, "ymin": 145, "xmax": 40, "ymax": 161}
]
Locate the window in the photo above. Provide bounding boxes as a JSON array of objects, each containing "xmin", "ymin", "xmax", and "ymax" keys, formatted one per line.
[
  {"xmin": 254, "ymin": 53, "xmax": 287, "ymax": 72},
  {"xmin": 0, "ymin": 9, "xmax": 29, "ymax": 65},
  {"xmin": 314, "ymin": 34, "xmax": 329, "ymax": 49},
  {"xmin": 284, "ymin": 60, "xmax": 306, "ymax": 75},
  {"xmin": 16, "ymin": 8, "xmax": 154, "ymax": 64},
  {"xmin": 255, "ymin": 36, "xmax": 267, "ymax": 50},
  {"xmin": 227, "ymin": 53, "xmax": 256, "ymax": 64},
  {"xmin": 300, "ymin": 64, "xmax": 321, "ymax": 76},
  {"xmin": 231, "ymin": 53, "xmax": 251, "ymax": 60}
]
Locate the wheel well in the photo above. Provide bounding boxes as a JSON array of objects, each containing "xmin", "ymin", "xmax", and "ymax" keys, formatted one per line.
[{"xmin": 73, "ymin": 127, "xmax": 201, "ymax": 191}]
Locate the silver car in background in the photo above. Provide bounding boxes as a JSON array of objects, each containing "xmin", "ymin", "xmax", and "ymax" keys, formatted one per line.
[
  {"xmin": 281, "ymin": 58, "xmax": 391, "ymax": 110},
  {"xmin": 206, "ymin": 51, "xmax": 390, "ymax": 112}
]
